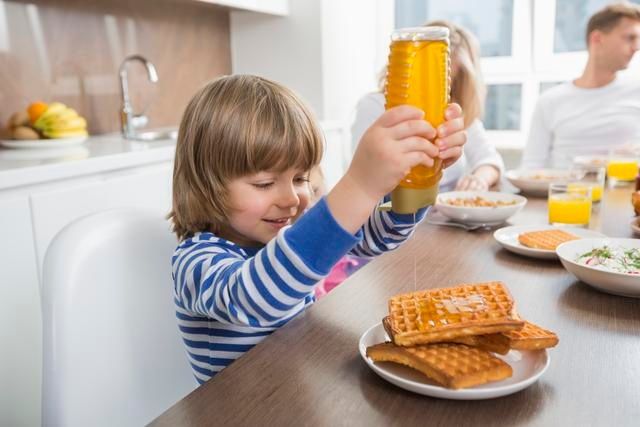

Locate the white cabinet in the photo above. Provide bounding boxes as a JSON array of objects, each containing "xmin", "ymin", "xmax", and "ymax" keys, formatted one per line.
[
  {"xmin": 30, "ymin": 164, "xmax": 173, "ymax": 282},
  {"xmin": 195, "ymin": 0, "xmax": 288, "ymax": 15},
  {"xmin": 0, "ymin": 161, "xmax": 173, "ymax": 427},
  {"xmin": 0, "ymin": 195, "xmax": 42, "ymax": 427}
]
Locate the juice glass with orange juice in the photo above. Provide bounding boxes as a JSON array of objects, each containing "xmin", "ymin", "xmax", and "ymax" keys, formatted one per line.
[
  {"xmin": 607, "ymin": 146, "xmax": 639, "ymax": 186},
  {"xmin": 568, "ymin": 167, "xmax": 605, "ymax": 203},
  {"xmin": 548, "ymin": 183, "xmax": 592, "ymax": 227},
  {"xmin": 386, "ymin": 26, "xmax": 450, "ymax": 213}
]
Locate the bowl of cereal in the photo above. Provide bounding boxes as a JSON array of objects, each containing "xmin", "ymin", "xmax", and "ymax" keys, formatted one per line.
[
  {"xmin": 435, "ymin": 191, "xmax": 527, "ymax": 226},
  {"xmin": 556, "ymin": 238, "xmax": 640, "ymax": 298}
]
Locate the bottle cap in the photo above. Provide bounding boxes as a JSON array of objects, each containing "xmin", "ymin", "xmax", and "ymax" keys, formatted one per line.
[
  {"xmin": 391, "ymin": 26, "xmax": 449, "ymax": 42},
  {"xmin": 390, "ymin": 184, "xmax": 439, "ymax": 214}
]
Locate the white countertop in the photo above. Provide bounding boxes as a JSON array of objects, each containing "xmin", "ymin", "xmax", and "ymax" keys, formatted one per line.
[{"xmin": 0, "ymin": 133, "xmax": 176, "ymax": 190}]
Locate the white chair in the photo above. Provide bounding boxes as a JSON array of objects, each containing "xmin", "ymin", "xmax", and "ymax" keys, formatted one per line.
[{"xmin": 41, "ymin": 209, "xmax": 197, "ymax": 427}]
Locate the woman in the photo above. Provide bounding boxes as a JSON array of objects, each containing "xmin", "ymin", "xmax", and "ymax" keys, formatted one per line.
[{"xmin": 351, "ymin": 20, "xmax": 504, "ymax": 191}]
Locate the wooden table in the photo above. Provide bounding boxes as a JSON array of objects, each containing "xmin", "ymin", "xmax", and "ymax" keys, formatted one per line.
[{"xmin": 151, "ymin": 187, "xmax": 640, "ymax": 427}]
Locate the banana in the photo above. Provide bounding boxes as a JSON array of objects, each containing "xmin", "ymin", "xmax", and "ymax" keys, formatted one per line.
[
  {"xmin": 32, "ymin": 102, "xmax": 89, "ymax": 138},
  {"xmin": 33, "ymin": 102, "xmax": 67, "ymax": 129},
  {"xmin": 43, "ymin": 116, "xmax": 87, "ymax": 132},
  {"xmin": 38, "ymin": 108, "xmax": 80, "ymax": 127},
  {"xmin": 42, "ymin": 128, "xmax": 88, "ymax": 139}
]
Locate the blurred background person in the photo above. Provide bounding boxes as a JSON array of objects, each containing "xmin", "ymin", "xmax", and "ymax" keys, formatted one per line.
[
  {"xmin": 521, "ymin": 2, "xmax": 640, "ymax": 169},
  {"xmin": 351, "ymin": 20, "xmax": 504, "ymax": 192}
]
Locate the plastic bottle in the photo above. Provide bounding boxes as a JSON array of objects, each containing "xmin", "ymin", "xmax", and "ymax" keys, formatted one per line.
[{"xmin": 385, "ymin": 26, "xmax": 450, "ymax": 213}]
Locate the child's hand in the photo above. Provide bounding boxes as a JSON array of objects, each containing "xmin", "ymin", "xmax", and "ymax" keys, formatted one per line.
[
  {"xmin": 345, "ymin": 105, "xmax": 440, "ymax": 202},
  {"xmin": 436, "ymin": 103, "xmax": 467, "ymax": 168}
]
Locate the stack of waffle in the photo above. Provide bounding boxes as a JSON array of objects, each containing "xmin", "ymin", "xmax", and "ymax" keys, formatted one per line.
[{"xmin": 366, "ymin": 282, "xmax": 558, "ymax": 389}]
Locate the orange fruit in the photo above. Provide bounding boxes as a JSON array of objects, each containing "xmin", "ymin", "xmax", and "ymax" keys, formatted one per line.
[{"xmin": 27, "ymin": 101, "xmax": 48, "ymax": 124}]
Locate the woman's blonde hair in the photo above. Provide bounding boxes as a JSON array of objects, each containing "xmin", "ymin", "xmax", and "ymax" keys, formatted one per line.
[
  {"xmin": 379, "ymin": 20, "xmax": 485, "ymax": 128},
  {"xmin": 169, "ymin": 75, "xmax": 324, "ymax": 240}
]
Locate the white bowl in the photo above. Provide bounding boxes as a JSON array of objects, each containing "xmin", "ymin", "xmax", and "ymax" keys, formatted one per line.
[
  {"xmin": 573, "ymin": 155, "xmax": 608, "ymax": 169},
  {"xmin": 435, "ymin": 191, "xmax": 527, "ymax": 225},
  {"xmin": 505, "ymin": 169, "xmax": 584, "ymax": 196},
  {"xmin": 556, "ymin": 238, "xmax": 640, "ymax": 298}
]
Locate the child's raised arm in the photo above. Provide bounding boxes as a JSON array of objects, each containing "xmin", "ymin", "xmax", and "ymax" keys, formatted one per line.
[{"xmin": 327, "ymin": 103, "xmax": 465, "ymax": 233}]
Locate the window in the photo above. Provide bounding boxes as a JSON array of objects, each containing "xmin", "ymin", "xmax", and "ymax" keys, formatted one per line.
[
  {"xmin": 554, "ymin": 0, "xmax": 640, "ymax": 52},
  {"xmin": 394, "ymin": 0, "xmax": 514, "ymax": 57},
  {"xmin": 484, "ymin": 84, "xmax": 521, "ymax": 130}
]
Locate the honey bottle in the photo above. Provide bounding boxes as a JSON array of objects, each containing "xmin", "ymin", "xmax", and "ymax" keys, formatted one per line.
[{"xmin": 385, "ymin": 26, "xmax": 450, "ymax": 213}]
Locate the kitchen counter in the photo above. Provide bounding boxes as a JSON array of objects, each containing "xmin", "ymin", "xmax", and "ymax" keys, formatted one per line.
[{"xmin": 0, "ymin": 134, "xmax": 176, "ymax": 190}]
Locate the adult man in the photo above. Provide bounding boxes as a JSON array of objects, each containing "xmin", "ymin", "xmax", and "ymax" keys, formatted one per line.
[{"xmin": 521, "ymin": 2, "xmax": 640, "ymax": 169}]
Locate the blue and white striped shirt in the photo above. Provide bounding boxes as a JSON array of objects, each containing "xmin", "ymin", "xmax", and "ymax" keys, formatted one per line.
[{"xmin": 172, "ymin": 197, "xmax": 427, "ymax": 384}]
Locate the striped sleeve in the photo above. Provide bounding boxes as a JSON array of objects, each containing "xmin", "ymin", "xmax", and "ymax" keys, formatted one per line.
[
  {"xmin": 350, "ymin": 204, "xmax": 429, "ymax": 258},
  {"xmin": 172, "ymin": 198, "xmax": 360, "ymax": 328}
]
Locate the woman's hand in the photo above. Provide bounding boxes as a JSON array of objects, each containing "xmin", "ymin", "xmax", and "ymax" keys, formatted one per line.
[
  {"xmin": 436, "ymin": 103, "xmax": 467, "ymax": 169},
  {"xmin": 455, "ymin": 174, "xmax": 489, "ymax": 191},
  {"xmin": 455, "ymin": 165, "xmax": 500, "ymax": 191}
]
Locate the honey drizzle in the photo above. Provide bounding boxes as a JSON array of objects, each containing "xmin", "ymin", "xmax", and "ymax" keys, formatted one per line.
[
  {"xmin": 417, "ymin": 294, "xmax": 487, "ymax": 331},
  {"xmin": 413, "ymin": 211, "xmax": 417, "ymax": 291}
]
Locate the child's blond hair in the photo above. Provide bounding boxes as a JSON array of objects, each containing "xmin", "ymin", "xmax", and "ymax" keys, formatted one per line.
[{"xmin": 169, "ymin": 75, "xmax": 324, "ymax": 240}]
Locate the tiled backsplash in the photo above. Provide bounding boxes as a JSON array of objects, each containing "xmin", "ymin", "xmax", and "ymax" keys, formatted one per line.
[{"xmin": 1, "ymin": 0, "xmax": 231, "ymax": 135}]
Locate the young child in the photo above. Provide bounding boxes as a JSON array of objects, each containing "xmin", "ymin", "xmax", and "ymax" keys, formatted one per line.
[{"xmin": 169, "ymin": 75, "xmax": 466, "ymax": 384}]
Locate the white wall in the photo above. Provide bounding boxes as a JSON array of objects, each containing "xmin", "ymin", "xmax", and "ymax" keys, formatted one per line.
[
  {"xmin": 230, "ymin": 1, "xmax": 324, "ymax": 116},
  {"xmin": 230, "ymin": 0, "xmax": 394, "ymax": 188}
]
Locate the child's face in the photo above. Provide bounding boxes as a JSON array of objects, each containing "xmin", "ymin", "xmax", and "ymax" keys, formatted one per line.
[{"xmin": 221, "ymin": 167, "xmax": 311, "ymax": 246}]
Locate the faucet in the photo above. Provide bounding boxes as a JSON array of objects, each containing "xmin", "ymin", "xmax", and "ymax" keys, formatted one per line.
[{"xmin": 119, "ymin": 55, "xmax": 158, "ymax": 139}]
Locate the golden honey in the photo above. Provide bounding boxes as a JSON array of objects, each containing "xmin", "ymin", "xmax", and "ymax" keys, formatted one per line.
[
  {"xmin": 386, "ymin": 27, "xmax": 450, "ymax": 213},
  {"xmin": 416, "ymin": 294, "xmax": 486, "ymax": 331}
]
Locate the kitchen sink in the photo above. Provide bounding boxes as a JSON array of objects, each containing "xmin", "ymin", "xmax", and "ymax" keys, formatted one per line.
[{"xmin": 129, "ymin": 129, "xmax": 178, "ymax": 141}]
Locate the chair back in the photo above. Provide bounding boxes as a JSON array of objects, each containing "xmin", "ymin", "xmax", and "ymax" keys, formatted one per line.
[{"xmin": 42, "ymin": 209, "xmax": 196, "ymax": 427}]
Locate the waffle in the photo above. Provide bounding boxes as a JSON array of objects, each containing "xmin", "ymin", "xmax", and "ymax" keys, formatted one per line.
[
  {"xmin": 366, "ymin": 342, "xmax": 513, "ymax": 389},
  {"xmin": 450, "ymin": 333, "xmax": 511, "ymax": 355},
  {"xmin": 386, "ymin": 282, "xmax": 524, "ymax": 346},
  {"xmin": 518, "ymin": 229, "xmax": 579, "ymax": 250},
  {"xmin": 502, "ymin": 320, "xmax": 559, "ymax": 350},
  {"xmin": 384, "ymin": 316, "xmax": 511, "ymax": 355}
]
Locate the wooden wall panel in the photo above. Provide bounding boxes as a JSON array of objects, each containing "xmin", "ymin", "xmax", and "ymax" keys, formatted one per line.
[{"xmin": 0, "ymin": 0, "xmax": 231, "ymax": 135}]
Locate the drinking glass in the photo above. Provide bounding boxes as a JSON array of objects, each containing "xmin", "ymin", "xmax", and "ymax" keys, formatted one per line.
[
  {"xmin": 548, "ymin": 183, "xmax": 592, "ymax": 227},
  {"xmin": 568, "ymin": 167, "xmax": 605, "ymax": 203},
  {"xmin": 607, "ymin": 146, "xmax": 639, "ymax": 187}
]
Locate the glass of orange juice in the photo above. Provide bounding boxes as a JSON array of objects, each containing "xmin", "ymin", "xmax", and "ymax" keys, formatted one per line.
[
  {"xmin": 548, "ymin": 183, "xmax": 592, "ymax": 227},
  {"xmin": 568, "ymin": 167, "xmax": 605, "ymax": 203},
  {"xmin": 607, "ymin": 147, "xmax": 639, "ymax": 187}
]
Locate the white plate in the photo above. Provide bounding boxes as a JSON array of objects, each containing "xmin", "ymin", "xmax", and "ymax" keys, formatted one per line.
[
  {"xmin": 0, "ymin": 136, "xmax": 88, "ymax": 149},
  {"xmin": 505, "ymin": 169, "xmax": 584, "ymax": 196},
  {"xmin": 493, "ymin": 225, "xmax": 606, "ymax": 259},
  {"xmin": 557, "ymin": 238, "xmax": 640, "ymax": 298},
  {"xmin": 435, "ymin": 191, "xmax": 527, "ymax": 225},
  {"xmin": 359, "ymin": 323, "xmax": 549, "ymax": 400}
]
